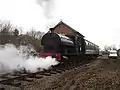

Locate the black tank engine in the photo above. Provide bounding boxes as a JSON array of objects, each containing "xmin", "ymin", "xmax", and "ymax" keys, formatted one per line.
[{"xmin": 38, "ymin": 28, "xmax": 99, "ymax": 61}]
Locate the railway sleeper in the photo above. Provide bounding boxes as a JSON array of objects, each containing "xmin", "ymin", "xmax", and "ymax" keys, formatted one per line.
[
  {"xmin": 40, "ymin": 72, "xmax": 51, "ymax": 76},
  {"xmin": 0, "ymin": 87, "xmax": 5, "ymax": 90},
  {"xmin": 35, "ymin": 75, "xmax": 44, "ymax": 79},
  {"xmin": 15, "ymin": 76, "xmax": 34, "ymax": 82},
  {"xmin": 22, "ymin": 78, "xmax": 34, "ymax": 82},
  {"xmin": 54, "ymin": 69, "xmax": 62, "ymax": 73},
  {"xmin": 27, "ymin": 74, "xmax": 43, "ymax": 79},
  {"xmin": 60, "ymin": 68, "xmax": 66, "ymax": 72},
  {"xmin": 0, "ymin": 73, "xmax": 11, "ymax": 79},
  {"xmin": 49, "ymin": 71, "xmax": 57, "ymax": 74},
  {"xmin": 0, "ymin": 76, "xmax": 26, "ymax": 87},
  {"xmin": 1, "ymin": 80, "xmax": 21, "ymax": 87}
]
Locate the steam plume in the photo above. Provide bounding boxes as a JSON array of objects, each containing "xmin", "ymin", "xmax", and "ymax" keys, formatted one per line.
[
  {"xmin": 36, "ymin": 0, "xmax": 55, "ymax": 19},
  {"xmin": 0, "ymin": 44, "xmax": 59, "ymax": 74}
]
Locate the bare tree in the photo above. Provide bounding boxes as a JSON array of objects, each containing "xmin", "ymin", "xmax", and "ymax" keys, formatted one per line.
[
  {"xmin": 26, "ymin": 28, "xmax": 37, "ymax": 38},
  {"xmin": 26, "ymin": 28, "xmax": 45, "ymax": 40},
  {"xmin": 13, "ymin": 29, "xmax": 19, "ymax": 36},
  {"xmin": 35, "ymin": 31, "xmax": 45, "ymax": 39},
  {"xmin": 0, "ymin": 22, "xmax": 13, "ymax": 36},
  {"xmin": 19, "ymin": 27, "xmax": 23, "ymax": 35},
  {"xmin": 104, "ymin": 45, "xmax": 111, "ymax": 51}
]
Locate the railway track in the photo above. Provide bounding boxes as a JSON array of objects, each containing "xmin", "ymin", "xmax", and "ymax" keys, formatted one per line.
[
  {"xmin": 0, "ymin": 57, "xmax": 100, "ymax": 90},
  {"xmin": 0, "ymin": 67, "xmax": 63, "ymax": 89}
]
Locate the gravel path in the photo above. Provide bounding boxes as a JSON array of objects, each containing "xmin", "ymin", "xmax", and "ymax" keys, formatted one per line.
[{"xmin": 1, "ymin": 57, "xmax": 120, "ymax": 90}]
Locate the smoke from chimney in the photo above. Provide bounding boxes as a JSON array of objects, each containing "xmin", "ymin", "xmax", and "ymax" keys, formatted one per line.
[{"xmin": 36, "ymin": 0, "xmax": 55, "ymax": 19}]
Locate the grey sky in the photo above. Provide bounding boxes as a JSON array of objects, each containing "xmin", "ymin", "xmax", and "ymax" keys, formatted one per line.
[{"xmin": 0, "ymin": 0, "xmax": 120, "ymax": 49}]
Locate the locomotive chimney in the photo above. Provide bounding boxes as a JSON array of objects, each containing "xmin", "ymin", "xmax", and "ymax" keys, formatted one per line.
[{"xmin": 49, "ymin": 28, "xmax": 54, "ymax": 33}]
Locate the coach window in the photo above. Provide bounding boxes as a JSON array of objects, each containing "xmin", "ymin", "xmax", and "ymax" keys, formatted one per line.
[
  {"xmin": 88, "ymin": 43, "xmax": 89, "ymax": 46},
  {"xmin": 92, "ymin": 44, "xmax": 94, "ymax": 49},
  {"xmin": 86, "ymin": 42, "xmax": 88, "ymax": 45},
  {"xmin": 91, "ymin": 44, "xmax": 93, "ymax": 49},
  {"xmin": 87, "ymin": 42, "xmax": 88, "ymax": 46},
  {"xmin": 88, "ymin": 42, "xmax": 90, "ymax": 49},
  {"xmin": 87, "ymin": 42, "xmax": 89, "ymax": 48}
]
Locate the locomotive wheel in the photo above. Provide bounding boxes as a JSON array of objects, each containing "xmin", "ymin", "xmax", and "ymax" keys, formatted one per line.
[{"xmin": 117, "ymin": 49, "xmax": 120, "ymax": 58}]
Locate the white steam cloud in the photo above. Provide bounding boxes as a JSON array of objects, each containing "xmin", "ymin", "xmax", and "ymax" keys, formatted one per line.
[
  {"xmin": 36, "ymin": 0, "xmax": 55, "ymax": 19},
  {"xmin": 0, "ymin": 44, "xmax": 59, "ymax": 74}
]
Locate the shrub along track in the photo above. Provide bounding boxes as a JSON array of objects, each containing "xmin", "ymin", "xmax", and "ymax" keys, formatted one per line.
[{"xmin": 0, "ymin": 56, "xmax": 100, "ymax": 90}]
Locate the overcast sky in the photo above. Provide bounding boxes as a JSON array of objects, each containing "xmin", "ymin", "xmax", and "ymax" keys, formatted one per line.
[{"xmin": 0, "ymin": 0, "xmax": 120, "ymax": 49}]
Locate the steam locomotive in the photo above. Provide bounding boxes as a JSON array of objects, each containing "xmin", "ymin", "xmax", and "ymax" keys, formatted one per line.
[{"xmin": 38, "ymin": 28, "xmax": 99, "ymax": 62}]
